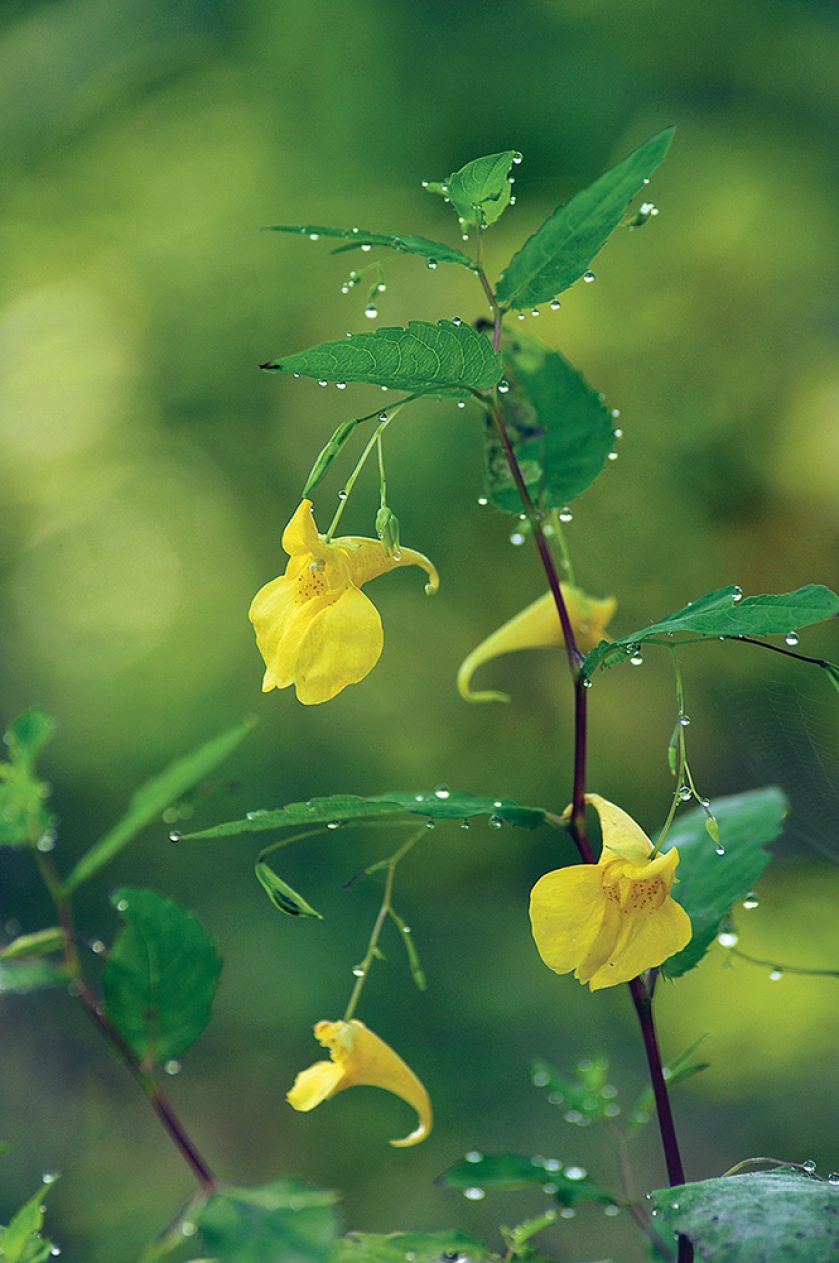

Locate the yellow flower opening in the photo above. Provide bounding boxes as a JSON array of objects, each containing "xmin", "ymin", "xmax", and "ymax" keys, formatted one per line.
[
  {"xmin": 458, "ymin": 585, "xmax": 616, "ymax": 703},
  {"xmin": 287, "ymin": 1019, "xmax": 432, "ymax": 1147},
  {"xmin": 529, "ymin": 794, "xmax": 692, "ymax": 990},
  {"xmin": 249, "ymin": 500, "xmax": 438, "ymax": 705}
]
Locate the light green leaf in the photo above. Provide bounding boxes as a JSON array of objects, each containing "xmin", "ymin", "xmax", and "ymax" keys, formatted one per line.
[
  {"xmin": 661, "ymin": 788, "xmax": 787, "ymax": 978},
  {"xmin": 65, "ymin": 717, "xmax": 256, "ymax": 892},
  {"xmin": 0, "ymin": 959, "xmax": 68, "ymax": 994},
  {"xmin": 0, "ymin": 1177, "xmax": 58, "ymax": 1263},
  {"xmin": 179, "ymin": 790, "xmax": 546, "ymax": 841},
  {"xmin": 426, "ymin": 151, "xmax": 517, "ymax": 227},
  {"xmin": 626, "ymin": 1035, "xmax": 710, "ymax": 1134},
  {"xmin": 0, "ymin": 709, "xmax": 54, "ymax": 850},
  {"xmin": 255, "ymin": 860, "xmax": 323, "ymax": 919},
  {"xmin": 265, "ymin": 224, "xmax": 475, "ymax": 270},
  {"xmin": 583, "ymin": 584, "xmax": 839, "ymax": 675},
  {"xmin": 4, "ymin": 709, "xmax": 55, "ymax": 773},
  {"xmin": 103, "ymin": 887, "xmax": 222, "ymax": 1064},
  {"xmin": 303, "ymin": 419, "xmax": 360, "ymax": 497},
  {"xmin": 437, "ymin": 1152, "xmax": 611, "ymax": 1207},
  {"xmin": 485, "ymin": 333, "xmax": 615, "ymax": 512},
  {"xmin": 0, "ymin": 928, "xmax": 64, "ymax": 961},
  {"xmin": 529, "ymin": 1055, "xmax": 615, "ymax": 1121},
  {"xmin": 333, "ymin": 1230, "xmax": 492, "ymax": 1263},
  {"xmin": 196, "ymin": 1177, "xmax": 339, "ymax": 1263},
  {"xmin": 496, "ymin": 127, "xmax": 674, "ymax": 309},
  {"xmin": 651, "ymin": 1168, "xmax": 839, "ymax": 1262},
  {"xmin": 259, "ymin": 320, "xmax": 502, "ymax": 397}
]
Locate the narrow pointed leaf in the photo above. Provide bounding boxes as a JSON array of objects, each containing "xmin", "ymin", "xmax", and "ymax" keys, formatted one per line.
[
  {"xmin": 260, "ymin": 320, "xmax": 502, "ymax": 397},
  {"xmin": 103, "ymin": 887, "xmax": 222, "ymax": 1063},
  {"xmin": 1, "ymin": 1178, "xmax": 58, "ymax": 1263},
  {"xmin": 661, "ymin": 788, "xmax": 787, "ymax": 977},
  {"xmin": 0, "ymin": 928, "xmax": 64, "ymax": 961},
  {"xmin": 255, "ymin": 861, "xmax": 323, "ymax": 919},
  {"xmin": 485, "ymin": 333, "xmax": 615, "ymax": 512},
  {"xmin": 496, "ymin": 127, "xmax": 675, "ymax": 309},
  {"xmin": 265, "ymin": 224, "xmax": 475, "ymax": 269},
  {"xmin": 584, "ymin": 584, "xmax": 839, "ymax": 675},
  {"xmin": 65, "ymin": 716, "xmax": 256, "ymax": 891}
]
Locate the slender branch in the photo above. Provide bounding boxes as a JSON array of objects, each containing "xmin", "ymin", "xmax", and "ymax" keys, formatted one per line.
[
  {"xmin": 730, "ymin": 946, "xmax": 839, "ymax": 979},
  {"xmin": 729, "ymin": 634, "xmax": 835, "ymax": 670}
]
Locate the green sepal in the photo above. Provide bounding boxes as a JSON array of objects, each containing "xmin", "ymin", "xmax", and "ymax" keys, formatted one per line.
[
  {"xmin": 254, "ymin": 860, "xmax": 323, "ymax": 919},
  {"xmin": 303, "ymin": 419, "xmax": 359, "ymax": 497}
]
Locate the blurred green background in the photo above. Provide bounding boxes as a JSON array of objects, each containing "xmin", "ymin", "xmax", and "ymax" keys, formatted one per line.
[{"xmin": 1, "ymin": 0, "xmax": 838, "ymax": 1258}]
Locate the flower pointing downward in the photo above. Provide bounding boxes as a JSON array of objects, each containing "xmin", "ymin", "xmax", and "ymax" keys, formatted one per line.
[
  {"xmin": 529, "ymin": 794, "xmax": 692, "ymax": 990},
  {"xmin": 287, "ymin": 1019, "xmax": 432, "ymax": 1147},
  {"xmin": 250, "ymin": 500, "xmax": 438, "ymax": 705}
]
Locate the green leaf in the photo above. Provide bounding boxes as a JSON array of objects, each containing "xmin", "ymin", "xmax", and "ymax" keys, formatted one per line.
[
  {"xmin": 0, "ymin": 928, "xmax": 64, "ymax": 961},
  {"xmin": 65, "ymin": 716, "xmax": 256, "ymax": 892},
  {"xmin": 180, "ymin": 790, "xmax": 546, "ymax": 841},
  {"xmin": 259, "ymin": 320, "xmax": 502, "ymax": 398},
  {"xmin": 0, "ymin": 1177, "xmax": 58, "ymax": 1263},
  {"xmin": 583, "ymin": 583, "xmax": 839, "ymax": 675},
  {"xmin": 333, "ymin": 1230, "xmax": 492, "ymax": 1263},
  {"xmin": 437, "ymin": 1152, "xmax": 611, "ymax": 1208},
  {"xmin": 303, "ymin": 419, "xmax": 360, "ymax": 497},
  {"xmin": 196, "ymin": 1177, "xmax": 339, "ymax": 1263},
  {"xmin": 651, "ymin": 1168, "xmax": 839, "ymax": 1263},
  {"xmin": 103, "ymin": 887, "xmax": 222, "ymax": 1064},
  {"xmin": 496, "ymin": 127, "xmax": 674, "ymax": 309},
  {"xmin": 265, "ymin": 224, "xmax": 475, "ymax": 270},
  {"xmin": 255, "ymin": 860, "xmax": 323, "ymax": 919},
  {"xmin": 626, "ymin": 1035, "xmax": 710, "ymax": 1134},
  {"xmin": 529, "ymin": 1055, "xmax": 615, "ymax": 1121},
  {"xmin": 661, "ymin": 788, "xmax": 788, "ymax": 978},
  {"xmin": 0, "ymin": 959, "xmax": 68, "ymax": 995},
  {"xmin": 426, "ymin": 151, "xmax": 517, "ymax": 228},
  {"xmin": 4, "ymin": 709, "xmax": 55, "ymax": 773},
  {"xmin": 485, "ymin": 333, "xmax": 615, "ymax": 512}
]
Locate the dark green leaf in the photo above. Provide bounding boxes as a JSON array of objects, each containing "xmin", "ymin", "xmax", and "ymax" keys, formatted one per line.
[
  {"xmin": 255, "ymin": 861, "xmax": 323, "ymax": 919},
  {"xmin": 4, "ymin": 709, "xmax": 55, "ymax": 772},
  {"xmin": 180, "ymin": 791, "xmax": 546, "ymax": 841},
  {"xmin": 651, "ymin": 1168, "xmax": 839, "ymax": 1263},
  {"xmin": 333, "ymin": 1230, "xmax": 492, "ymax": 1263},
  {"xmin": 426, "ymin": 151, "xmax": 516, "ymax": 227},
  {"xmin": 303, "ymin": 419, "xmax": 360, "ymax": 497},
  {"xmin": 661, "ymin": 788, "xmax": 787, "ymax": 978},
  {"xmin": 0, "ymin": 959, "xmax": 68, "ymax": 994},
  {"xmin": 438, "ymin": 1152, "xmax": 611, "ymax": 1208},
  {"xmin": 265, "ymin": 224, "xmax": 475, "ymax": 270},
  {"xmin": 197, "ymin": 1177, "xmax": 339, "ymax": 1263},
  {"xmin": 485, "ymin": 334, "xmax": 615, "ymax": 512},
  {"xmin": 0, "ymin": 928, "xmax": 64, "ymax": 961},
  {"xmin": 260, "ymin": 320, "xmax": 502, "ymax": 398},
  {"xmin": 0, "ymin": 1177, "xmax": 58, "ymax": 1263},
  {"xmin": 103, "ymin": 887, "xmax": 222, "ymax": 1063},
  {"xmin": 584, "ymin": 583, "xmax": 839, "ymax": 675},
  {"xmin": 496, "ymin": 127, "xmax": 674, "ymax": 309},
  {"xmin": 65, "ymin": 717, "xmax": 256, "ymax": 891}
]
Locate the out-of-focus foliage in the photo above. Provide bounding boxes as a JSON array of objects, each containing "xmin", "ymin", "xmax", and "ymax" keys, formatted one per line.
[{"xmin": 1, "ymin": 1, "xmax": 838, "ymax": 1261}]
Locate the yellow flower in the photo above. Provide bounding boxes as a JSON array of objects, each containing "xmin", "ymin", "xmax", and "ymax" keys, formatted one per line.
[
  {"xmin": 249, "ymin": 500, "xmax": 438, "ymax": 705},
  {"xmin": 457, "ymin": 585, "xmax": 616, "ymax": 703},
  {"xmin": 529, "ymin": 794, "xmax": 692, "ymax": 990},
  {"xmin": 287, "ymin": 1019, "xmax": 432, "ymax": 1147}
]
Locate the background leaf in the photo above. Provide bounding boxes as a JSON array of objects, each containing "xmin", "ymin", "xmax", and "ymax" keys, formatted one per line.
[
  {"xmin": 181, "ymin": 790, "xmax": 546, "ymax": 841},
  {"xmin": 260, "ymin": 320, "xmax": 502, "ymax": 397},
  {"xmin": 0, "ymin": 959, "xmax": 68, "ymax": 995},
  {"xmin": 65, "ymin": 716, "xmax": 256, "ymax": 891},
  {"xmin": 196, "ymin": 1177, "xmax": 340, "ymax": 1263},
  {"xmin": 103, "ymin": 887, "xmax": 222, "ymax": 1064},
  {"xmin": 661, "ymin": 788, "xmax": 788, "ymax": 977},
  {"xmin": 584, "ymin": 584, "xmax": 839, "ymax": 675},
  {"xmin": 333, "ymin": 1230, "xmax": 492, "ymax": 1263},
  {"xmin": 437, "ymin": 1152, "xmax": 611, "ymax": 1207},
  {"xmin": 0, "ymin": 928, "xmax": 64, "ymax": 961},
  {"xmin": 0, "ymin": 1178, "xmax": 58, "ymax": 1263},
  {"xmin": 4, "ymin": 709, "xmax": 55, "ymax": 773},
  {"xmin": 496, "ymin": 127, "xmax": 674, "ymax": 309},
  {"xmin": 0, "ymin": 709, "xmax": 55, "ymax": 850},
  {"xmin": 265, "ymin": 224, "xmax": 475, "ymax": 270},
  {"xmin": 651, "ymin": 1169, "xmax": 839, "ymax": 1263},
  {"xmin": 485, "ymin": 333, "xmax": 615, "ymax": 512}
]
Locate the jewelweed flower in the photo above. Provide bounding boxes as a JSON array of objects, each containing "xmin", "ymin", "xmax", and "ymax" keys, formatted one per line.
[
  {"xmin": 250, "ymin": 500, "xmax": 438, "ymax": 705},
  {"xmin": 287, "ymin": 1019, "xmax": 432, "ymax": 1147},
  {"xmin": 529, "ymin": 794, "xmax": 691, "ymax": 990},
  {"xmin": 458, "ymin": 585, "xmax": 616, "ymax": 703}
]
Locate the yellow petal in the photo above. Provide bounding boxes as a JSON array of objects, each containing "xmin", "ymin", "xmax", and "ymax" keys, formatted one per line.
[
  {"xmin": 529, "ymin": 864, "xmax": 607, "ymax": 976},
  {"xmin": 333, "ymin": 536, "xmax": 439, "ymax": 592},
  {"xmin": 586, "ymin": 895, "xmax": 692, "ymax": 990},
  {"xmin": 287, "ymin": 1059, "xmax": 345, "ymax": 1111},
  {"xmin": 282, "ymin": 499, "xmax": 322, "ymax": 556},
  {"xmin": 296, "ymin": 1020, "xmax": 432, "ymax": 1147},
  {"xmin": 458, "ymin": 586, "xmax": 615, "ymax": 704},
  {"xmin": 293, "ymin": 586, "xmax": 384, "ymax": 704}
]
